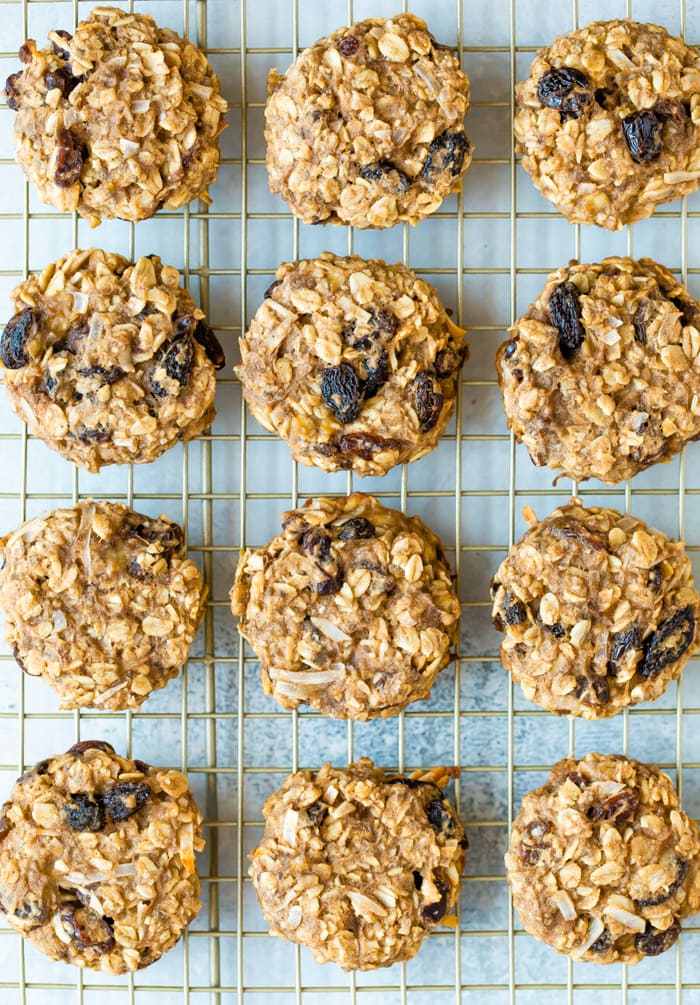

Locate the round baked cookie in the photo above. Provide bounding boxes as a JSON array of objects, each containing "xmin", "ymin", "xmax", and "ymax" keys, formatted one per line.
[
  {"xmin": 506, "ymin": 753, "xmax": 700, "ymax": 963},
  {"xmin": 4, "ymin": 6, "xmax": 228, "ymax": 225},
  {"xmin": 0, "ymin": 740, "xmax": 204, "ymax": 973},
  {"xmin": 0, "ymin": 248, "xmax": 224, "ymax": 472},
  {"xmin": 514, "ymin": 19, "xmax": 700, "ymax": 229},
  {"xmin": 265, "ymin": 13, "xmax": 472, "ymax": 228},
  {"xmin": 230, "ymin": 493, "xmax": 460, "ymax": 719},
  {"xmin": 491, "ymin": 499, "xmax": 700, "ymax": 718},
  {"xmin": 496, "ymin": 256, "xmax": 700, "ymax": 484},
  {"xmin": 237, "ymin": 253, "xmax": 467, "ymax": 476},
  {"xmin": 0, "ymin": 500, "xmax": 207, "ymax": 710},
  {"xmin": 250, "ymin": 758, "xmax": 466, "ymax": 970}
]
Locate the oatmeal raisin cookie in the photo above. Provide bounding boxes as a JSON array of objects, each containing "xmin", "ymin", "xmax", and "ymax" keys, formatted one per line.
[
  {"xmin": 0, "ymin": 740, "xmax": 204, "ymax": 973},
  {"xmin": 514, "ymin": 19, "xmax": 700, "ymax": 229},
  {"xmin": 497, "ymin": 256, "xmax": 700, "ymax": 484},
  {"xmin": 237, "ymin": 253, "xmax": 467, "ymax": 476},
  {"xmin": 250, "ymin": 758, "xmax": 466, "ymax": 970},
  {"xmin": 0, "ymin": 501, "xmax": 207, "ymax": 710},
  {"xmin": 491, "ymin": 500, "xmax": 700, "ymax": 718},
  {"xmin": 0, "ymin": 248, "xmax": 224, "ymax": 472},
  {"xmin": 507, "ymin": 753, "xmax": 700, "ymax": 963},
  {"xmin": 4, "ymin": 6, "xmax": 228, "ymax": 225},
  {"xmin": 265, "ymin": 13, "xmax": 472, "ymax": 228},
  {"xmin": 230, "ymin": 493, "xmax": 460, "ymax": 720}
]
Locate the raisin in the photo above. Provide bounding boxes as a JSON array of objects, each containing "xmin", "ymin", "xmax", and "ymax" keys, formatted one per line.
[
  {"xmin": 588, "ymin": 788, "xmax": 639, "ymax": 825},
  {"xmin": 300, "ymin": 527, "xmax": 333, "ymax": 567},
  {"xmin": 76, "ymin": 425, "xmax": 110, "ymax": 444},
  {"xmin": 359, "ymin": 161, "xmax": 410, "ymax": 194},
  {"xmin": 639, "ymin": 606, "xmax": 695, "ymax": 678},
  {"xmin": 0, "ymin": 308, "xmax": 35, "ymax": 369},
  {"xmin": 45, "ymin": 67, "xmax": 83, "ymax": 98},
  {"xmin": 519, "ymin": 819, "xmax": 551, "ymax": 865},
  {"xmin": 338, "ymin": 517, "xmax": 375, "ymax": 541},
  {"xmin": 321, "ymin": 364, "xmax": 362, "ymax": 423},
  {"xmin": 589, "ymin": 928, "xmax": 613, "ymax": 953},
  {"xmin": 536, "ymin": 67, "xmax": 592, "ymax": 120},
  {"xmin": 502, "ymin": 339, "xmax": 519, "ymax": 360},
  {"xmin": 434, "ymin": 345, "xmax": 463, "ymax": 377},
  {"xmin": 588, "ymin": 673, "xmax": 610, "ymax": 704},
  {"xmin": 306, "ymin": 801, "xmax": 327, "ymax": 824},
  {"xmin": 633, "ymin": 300, "xmax": 651, "ymax": 343},
  {"xmin": 608, "ymin": 624, "xmax": 640, "ymax": 676},
  {"xmin": 361, "ymin": 350, "xmax": 389, "ymax": 398},
  {"xmin": 134, "ymin": 759, "xmax": 150, "ymax": 774},
  {"xmin": 636, "ymin": 858, "xmax": 688, "ymax": 907},
  {"xmin": 264, "ymin": 278, "xmax": 282, "ymax": 299},
  {"xmin": 4, "ymin": 72, "xmax": 22, "ymax": 111},
  {"xmin": 337, "ymin": 35, "xmax": 360, "ymax": 56},
  {"xmin": 668, "ymin": 291, "xmax": 700, "ymax": 328},
  {"xmin": 654, "ymin": 98, "xmax": 689, "ymax": 125},
  {"xmin": 622, "ymin": 110, "xmax": 663, "ymax": 164},
  {"xmin": 594, "ymin": 86, "xmax": 617, "ymax": 110},
  {"xmin": 18, "ymin": 43, "xmax": 32, "ymax": 65},
  {"xmin": 54, "ymin": 128, "xmax": 84, "ymax": 187},
  {"xmin": 102, "ymin": 781, "xmax": 151, "ymax": 822},
  {"xmin": 426, "ymin": 799, "xmax": 457, "ymax": 837},
  {"xmin": 337, "ymin": 431, "xmax": 401, "ymax": 460},
  {"xmin": 13, "ymin": 902, "xmax": 46, "ymax": 925},
  {"xmin": 67, "ymin": 740, "xmax": 115, "ymax": 757},
  {"xmin": 64, "ymin": 793, "xmax": 105, "ymax": 832},
  {"xmin": 504, "ymin": 599, "xmax": 527, "ymax": 625},
  {"xmin": 565, "ymin": 771, "xmax": 588, "ymax": 789},
  {"xmin": 127, "ymin": 517, "xmax": 184, "ymax": 576},
  {"xmin": 649, "ymin": 566, "xmax": 663, "ymax": 592},
  {"xmin": 413, "ymin": 870, "xmax": 423, "ymax": 889},
  {"xmin": 60, "ymin": 905, "xmax": 114, "ymax": 952},
  {"xmin": 51, "ymin": 30, "xmax": 72, "ymax": 58},
  {"xmin": 343, "ymin": 309, "xmax": 396, "ymax": 351},
  {"xmin": 421, "ymin": 130, "xmax": 470, "ymax": 183},
  {"xmin": 421, "ymin": 876, "xmax": 449, "ymax": 925},
  {"xmin": 77, "ymin": 364, "xmax": 124, "ymax": 385},
  {"xmin": 546, "ymin": 622, "xmax": 566, "ymax": 639},
  {"xmin": 635, "ymin": 921, "xmax": 680, "ymax": 957},
  {"xmin": 317, "ymin": 576, "xmax": 343, "ymax": 596},
  {"xmin": 174, "ymin": 314, "xmax": 225, "ymax": 369},
  {"xmin": 549, "ymin": 282, "xmax": 584, "ymax": 358},
  {"xmin": 414, "ymin": 371, "xmax": 444, "ymax": 431},
  {"xmin": 550, "ymin": 519, "xmax": 605, "ymax": 551},
  {"xmin": 150, "ymin": 334, "xmax": 194, "ymax": 397}
]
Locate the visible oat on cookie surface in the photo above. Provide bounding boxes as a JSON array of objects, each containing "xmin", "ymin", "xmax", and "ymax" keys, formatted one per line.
[
  {"xmin": 491, "ymin": 499, "xmax": 700, "ymax": 718},
  {"xmin": 507, "ymin": 753, "xmax": 700, "ymax": 963},
  {"xmin": 0, "ymin": 740, "xmax": 204, "ymax": 973},
  {"xmin": 4, "ymin": 6, "xmax": 227, "ymax": 225},
  {"xmin": 230, "ymin": 494, "xmax": 460, "ymax": 720},
  {"xmin": 497, "ymin": 256, "xmax": 700, "ymax": 484},
  {"xmin": 514, "ymin": 19, "xmax": 700, "ymax": 229},
  {"xmin": 265, "ymin": 13, "xmax": 472, "ymax": 228},
  {"xmin": 0, "ymin": 501, "xmax": 206, "ymax": 710},
  {"xmin": 250, "ymin": 758, "xmax": 466, "ymax": 970},
  {"xmin": 237, "ymin": 253, "xmax": 467, "ymax": 476},
  {"xmin": 0, "ymin": 248, "xmax": 224, "ymax": 472}
]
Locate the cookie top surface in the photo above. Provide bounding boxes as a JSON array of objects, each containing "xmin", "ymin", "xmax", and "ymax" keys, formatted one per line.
[
  {"xmin": 0, "ymin": 248, "xmax": 224, "ymax": 472},
  {"xmin": 250, "ymin": 758, "xmax": 466, "ymax": 971},
  {"xmin": 231, "ymin": 493, "xmax": 460, "ymax": 720},
  {"xmin": 506, "ymin": 753, "xmax": 700, "ymax": 964},
  {"xmin": 0, "ymin": 741, "xmax": 204, "ymax": 973},
  {"xmin": 265, "ymin": 13, "xmax": 471, "ymax": 228},
  {"xmin": 4, "ymin": 6, "xmax": 228, "ymax": 225},
  {"xmin": 514, "ymin": 19, "xmax": 700, "ymax": 229},
  {"xmin": 491, "ymin": 500, "xmax": 700, "ymax": 718},
  {"xmin": 237, "ymin": 253, "xmax": 467, "ymax": 476},
  {"xmin": 496, "ymin": 256, "xmax": 700, "ymax": 484},
  {"xmin": 0, "ymin": 500, "xmax": 206, "ymax": 710}
]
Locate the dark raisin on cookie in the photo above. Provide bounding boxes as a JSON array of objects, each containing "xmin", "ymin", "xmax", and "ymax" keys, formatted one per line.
[
  {"xmin": 54, "ymin": 128, "xmax": 84, "ymax": 187},
  {"xmin": 639, "ymin": 606, "xmax": 695, "ymax": 678},
  {"xmin": 421, "ymin": 130, "xmax": 470, "ymax": 182},
  {"xmin": 549, "ymin": 282, "xmax": 584, "ymax": 358},
  {"xmin": 64, "ymin": 793, "xmax": 105, "ymax": 833},
  {"xmin": 359, "ymin": 162, "xmax": 410, "ymax": 194},
  {"xmin": 0, "ymin": 308, "xmax": 35, "ymax": 369},
  {"xmin": 320, "ymin": 364, "xmax": 362, "ymax": 423},
  {"xmin": 102, "ymin": 781, "xmax": 151, "ymax": 822},
  {"xmin": 536, "ymin": 67, "xmax": 592, "ymax": 120},
  {"xmin": 622, "ymin": 110, "xmax": 664, "ymax": 164},
  {"xmin": 414, "ymin": 371, "xmax": 444, "ymax": 431}
]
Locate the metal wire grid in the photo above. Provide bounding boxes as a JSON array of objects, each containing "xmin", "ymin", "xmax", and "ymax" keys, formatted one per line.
[{"xmin": 0, "ymin": 0, "xmax": 699, "ymax": 1002}]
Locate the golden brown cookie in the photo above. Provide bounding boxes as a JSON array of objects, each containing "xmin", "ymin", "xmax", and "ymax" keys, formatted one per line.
[{"xmin": 250, "ymin": 759, "xmax": 466, "ymax": 970}]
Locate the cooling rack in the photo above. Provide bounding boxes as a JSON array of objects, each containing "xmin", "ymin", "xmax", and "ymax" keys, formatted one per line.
[{"xmin": 2, "ymin": 0, "xmax": 700, "ymax": 1002}]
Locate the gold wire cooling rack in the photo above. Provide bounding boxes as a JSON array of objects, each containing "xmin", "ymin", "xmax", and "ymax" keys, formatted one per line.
[{"xmin": 2, "ymin": 0, "xmax": 700, "ymax": 1002}]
